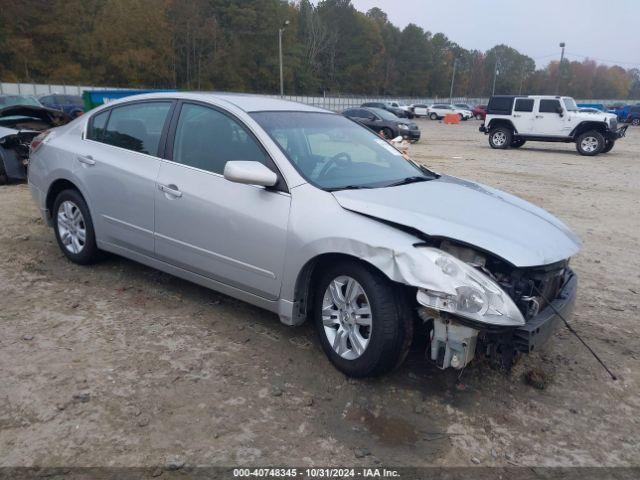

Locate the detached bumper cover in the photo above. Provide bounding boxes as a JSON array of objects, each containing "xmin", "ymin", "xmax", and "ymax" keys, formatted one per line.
[{"xmin": 513, "ymin": 270, "xmax": 577, "ymax": 353}]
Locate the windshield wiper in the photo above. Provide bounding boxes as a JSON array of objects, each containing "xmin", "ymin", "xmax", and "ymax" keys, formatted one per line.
[
  {"xmin": 383, "ymin": 176, "xmax": 430, "ymax": 188},
  {"xmin": 326, "ymin": 184, "xmax": 373, "ymax": 192}
]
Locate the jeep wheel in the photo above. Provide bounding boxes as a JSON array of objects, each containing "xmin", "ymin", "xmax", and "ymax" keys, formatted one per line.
[
  {"xmin": 429, "ymin": 113, "xmax": 438, "ymax": 120},
  {"xmin": 314, "ymin": 261, "xmax": 413, "ymax": 377},
  {"xmin": 488, "ymin": 127, "xmax": 512, "ymax": 149},
  {"xmin": 511, "ymin": 138, "xmax": 526, "ymax": 148},
  {"xmin": 576, "ymin": 130, "xmax": 605, "ymax": 156},
  {"xmin": 601, "ymin": 139, "xmax": 615, "ymax": 153}
]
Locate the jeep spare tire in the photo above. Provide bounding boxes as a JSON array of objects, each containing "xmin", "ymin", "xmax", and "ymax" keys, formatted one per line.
[
  {"xmin": 488, "ymin": 127, "xmax": 512, "ymax": 149},
  {"xmin": 576, "ymin": 130, "xmax": 605, "ymax": 156}
]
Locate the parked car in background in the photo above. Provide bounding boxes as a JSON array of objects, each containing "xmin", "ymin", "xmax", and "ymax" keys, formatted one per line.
[
  {"xmin": 389, "ymin": 101, "xmax": 415, "ymax": 118},
  {"xmin": 39, "ymin": 94, "xmax": 84, "ymax": 118},
  {"xmin": 427, "ymin": 104, "xmax": 473, "ymax": 121},
  {"xmin": 0, "ymin": 94, "xmax": 43, "ymax": 108},
  {"xmin": 361, "ymin": 101, "xmax": 407, "ymax": 118},
  {"xmin": 343, "ymin": 107, "xmax": 420, "ymax": 141},
  {"xmin": 480, "ymin": 95, "xmax": 627, "ymax": 155},
  {"xmin": 623, "ymin": 105, "xmax": 640, "ymax": 126},
  {"xmin": 28, "ymin": 92, "xmax": 580, "ymax": 376},
  {"xmin": 0, "ymin": 104, "xmax": 70, "ymax": 184},
  {"xmin": 454, "ymin": 103, "xmax": 474, "ymax": 111},
  {"xmin": 411, "ymin": 104, "xmax": 429, "ymax": 118},
  {"xmin": 472, "ymin": 104, "xmax": 487, "ymax": 120}
]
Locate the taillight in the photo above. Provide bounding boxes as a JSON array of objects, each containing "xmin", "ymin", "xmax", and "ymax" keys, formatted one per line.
[{"xmin": 30, "ymin": 130, "xmax": 51, "ymax": 153}]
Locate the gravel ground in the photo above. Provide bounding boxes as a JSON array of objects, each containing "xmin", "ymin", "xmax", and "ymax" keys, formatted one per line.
[{"xmin": 0, "ymin": 119, "xmax": 638, "ymax": 469}]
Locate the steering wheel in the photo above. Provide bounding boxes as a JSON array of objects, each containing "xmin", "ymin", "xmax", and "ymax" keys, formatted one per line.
[{"xmin": 318, "ymin": 152, "xmax": 351, "ymax": 178}]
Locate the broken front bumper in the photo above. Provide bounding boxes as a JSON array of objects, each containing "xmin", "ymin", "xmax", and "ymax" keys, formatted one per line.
[
  {"xmin": 513, "ymin": 269, "xmax": 577, "ymax": 353},
  {"xmin": 606, "ymin": 124, "xmax": 629, "ymax": 141}
]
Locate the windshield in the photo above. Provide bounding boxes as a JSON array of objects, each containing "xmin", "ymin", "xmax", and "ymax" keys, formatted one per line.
[
  {"xmin": 563, "ymin": 98, "xmax": 578, "ymax": 111},
  {"xmin": 0, "ymin": 95, "xmax": 42, "ymax": 107},
  {"xmin": 370, "ymin": 107, "xmax": 399, "ymax": 120},
  {"xmin": 251, "ymin": 112, "xmax": 433, "ymax": 190}
]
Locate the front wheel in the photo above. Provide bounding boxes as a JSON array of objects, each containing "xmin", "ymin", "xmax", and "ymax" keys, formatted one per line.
[
  {"xmin": 576, "ymin": 130, "xmax": 605, "ymax": 156},
  {"xmin": 314, "ymin": 261, "xmax": 413, "ymax": 377},
  {"xmin": 429, "ymin": 113, "xmax": 438, "ymax": 120},
  {"xmin": 488, "ymin": 127, "xmax": 512, "ymax": 149}
]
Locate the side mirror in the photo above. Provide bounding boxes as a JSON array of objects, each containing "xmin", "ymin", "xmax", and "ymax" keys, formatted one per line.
[
  {"xmin": 556, "ymin": 106, "xmax": 564, "ymax": 116},
  {"xmin": 224, "ymin": 161, "xmax": 277, "ymax": 187}
]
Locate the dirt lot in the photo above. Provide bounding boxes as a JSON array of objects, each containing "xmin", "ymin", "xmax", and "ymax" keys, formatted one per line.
[{"xmin": 1, "ymin": 119, "xmax": 639, "ymax": 469}]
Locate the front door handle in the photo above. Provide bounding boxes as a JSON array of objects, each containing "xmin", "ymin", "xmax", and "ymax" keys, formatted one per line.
[
  {"xmin": 535, "ymin": 115, "xmax": 543, "ymax": 119},
  {"xmin": 158, "ymin": 183, "xmax": 182, "ymax": 198},
  {"xmin": 513, "ymin": 114, "xmax": 521, "ymax": 118},
  {"xmin": 77, "ymin": 154, "xmax": 95, "ymax": 166}
]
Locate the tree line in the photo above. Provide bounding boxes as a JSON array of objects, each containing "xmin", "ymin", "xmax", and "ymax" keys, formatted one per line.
[{"xmin": 1, "ymin": 0, "xmax": 639, "ymax": 99}]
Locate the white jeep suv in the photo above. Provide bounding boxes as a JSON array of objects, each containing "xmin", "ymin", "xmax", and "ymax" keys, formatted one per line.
[{"xmin": 480, "ymin": 95, "xmax": 627, "ymax": 155}]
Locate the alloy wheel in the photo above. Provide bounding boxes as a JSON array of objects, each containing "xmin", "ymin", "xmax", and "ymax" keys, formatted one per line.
[
  {"xmin": 580, "ymin": 136, "xmax": 600, "ymax": 153},
  {"xmin": 57, "ymin": 200, "xmax": 87, "ymax": 254},
  {"xmin": 492, "ymin": 131, "xmax": 507, "ymax": 146},
  {"xmin": 321, "ymin": 275, "xmax": 372, "ymax": 360}
]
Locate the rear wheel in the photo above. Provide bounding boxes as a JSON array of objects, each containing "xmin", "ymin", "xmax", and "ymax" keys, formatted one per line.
[
  {"xmin": 53, "ymin": 189, "xmax": 101, "ymax": 264},
  {"xmin": 381, "ymin": 127, "xmax": 394, "ymax": 139},
  {"xmin": 314, "ymin": 261, "xmax": 413, "ymax": 377},
  {"xmin": 631, "ymin": 118, "xmax": 640, "ymax": 126},
  {"xmin": 488, "ymin": 127, "xmax": 512, "ymax": 149},
  {"xmin": 601, "ymin": 139, "xmax": 615, "ymax": 153},
  {"xmin": 511, "ymin": 138, "xmax": 527, "ymax": 148},
  {"xmin": 576, "ymin": 130, "xmax": 604, "ymax": 156},
  {"xmin": 429, "ymin": 113, "xmax": 438, "ymax": 120}
]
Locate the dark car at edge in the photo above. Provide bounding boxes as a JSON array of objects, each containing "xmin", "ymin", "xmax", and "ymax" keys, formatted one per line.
[{"xmin": 343, "ymin": 107, "xmax": 420, "ymax": 142}]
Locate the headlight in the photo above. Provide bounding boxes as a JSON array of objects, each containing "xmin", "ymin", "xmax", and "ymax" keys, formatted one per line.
[
  {"xmin": 398, "ymin": 123, "xmax": 409, "ymax": 130},
  {"xmin": 416, "ymin": 247, "xmax": 525, "ymax": 327}
]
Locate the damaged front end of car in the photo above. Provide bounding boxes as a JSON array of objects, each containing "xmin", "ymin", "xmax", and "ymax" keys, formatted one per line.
[
  {"xmin": 0, "ymin": 105, "xmax": 70, "ymax": 184},
  {"xmin": 412, "ymin": 240, "xmax": 577, "ymax": 370}
]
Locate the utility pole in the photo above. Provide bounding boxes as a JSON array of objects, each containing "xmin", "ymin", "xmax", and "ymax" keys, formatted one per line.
[
  {"xmin": 278, "ymin": 20, "xmax": 290, "ymax": 97},
  {"xmin": 556, "ymin": 42, "xmax": 566, "ymax": 94},
  {"xmin": 449, "ymin": 58, "xmax": 458, "ymax": 103},
  {"xmin": 519, "ymin": 66, "xmax": 526, "ymax": 95},
  {"xmin": 492, "ymin": 58, "xmax": 500, "ymax": 96}
]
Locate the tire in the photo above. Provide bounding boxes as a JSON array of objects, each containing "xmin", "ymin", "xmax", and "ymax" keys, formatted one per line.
[
  {"xmin": 52, "ymin": 189, "xmax": 101, "ymax": 264},
  {"xmin": 575, "ymin": 130, "xmax": 605, "ymax": 156},
  {"xmin": 474, "ymin": 114, "xmax": 482, "ymax": 120},
  {"xmin": 488, "ymin": 127, "xmax": 512, "ymax": 149},
  {"xmin": 511, "ymin": 138, "xmax": 527, "ymax": 148},
  {"xmin": 429, "ymin": 112, "xmax": 438, "ymax": 120},
  {"xmin": 601, "ymin": 139, "xmax": 615, "ymax": 153},
  {"xmin": 631, "ymin": 118, "xmax": 640, "ymax": 126},
  {"xmin": 381, "ymin": 127, "xmax": 394, "ymax": 139},
  {"xmin": 0, "ymin": 157, "xmax": 7, "ymax": 185},
  {"xmin": 313, "ymin": 260, "xmax": 413, "ymax": 377}
]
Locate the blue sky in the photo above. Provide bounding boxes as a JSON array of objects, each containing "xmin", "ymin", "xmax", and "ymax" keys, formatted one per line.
[{"xmin": 344, "ymin": 0, "xmax": 639, "ymax": 68}]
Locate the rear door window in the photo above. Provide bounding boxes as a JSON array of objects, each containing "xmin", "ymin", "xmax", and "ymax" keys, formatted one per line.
[
  {"xmin": 87, "ymin": 110, "xmax": 109, "ymax": 141},
  {"xmin": 101, "ymin": 102, "xmax": 172, "ymax": 155},
  {"xmin": 539, "ymin": 99, "xmax": 561, "ymax": 113},
  {"xmin": 514, "ymin": 99, "xmax": 534, "ymax": 112}
]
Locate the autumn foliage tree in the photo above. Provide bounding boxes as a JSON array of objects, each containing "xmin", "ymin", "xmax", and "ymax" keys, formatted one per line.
[{"xmin": 0, "ymin": 0, "xmax": 637, "ymax": 99}]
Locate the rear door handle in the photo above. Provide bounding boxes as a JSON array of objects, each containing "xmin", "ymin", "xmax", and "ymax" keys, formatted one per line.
[
  {"xmin": 158, "ymin": 183, "xmax": 182, "ymax": 198},
  {"xmin": 513, "ymin": 114, "xmax": 521, "ymax": 118},
  {"xmin": 77, "ymin": 154, "xmax": 95, "ymax": 166}
]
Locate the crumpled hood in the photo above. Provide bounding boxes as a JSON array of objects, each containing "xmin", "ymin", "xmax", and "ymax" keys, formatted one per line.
[
  {"xmin": 0, "ymin": 105, "xmax": 70, "ymax": 126},
  {"xmin": 332, "ymin": 175, "xmax": 581, "ymax": 267}
]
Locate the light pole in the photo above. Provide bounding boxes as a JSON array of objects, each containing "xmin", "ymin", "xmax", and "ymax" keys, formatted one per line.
[
  {"xmin": 492, "ymin": 58, "xmax": 500, "ymax": 96},
  {"xmin": 449, "ymin": 58, "xmax": 458, "ymax": 103},
  {"xmin": 278, "ymin": 20, "xmax": 290, "ymax": 97},
  {"xmin": 556, "ymin": 42, "xmax": 566, "ymax": 94}
]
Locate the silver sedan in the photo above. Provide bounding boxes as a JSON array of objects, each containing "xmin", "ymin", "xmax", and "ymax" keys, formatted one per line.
[{"xmin": 28, "ymin": 92, "xmax": 580, "ymax": 376}]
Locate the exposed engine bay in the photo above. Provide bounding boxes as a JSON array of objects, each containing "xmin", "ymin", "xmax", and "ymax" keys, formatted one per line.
[{"xmin": 0, "ymin": 105, "xmax": 70, "ymax": 184}]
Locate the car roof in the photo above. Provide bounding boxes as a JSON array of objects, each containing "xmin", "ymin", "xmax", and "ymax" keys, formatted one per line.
[{"xmin": 96, "ymin": 91, "xmax": 331, "ymax": 114}]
